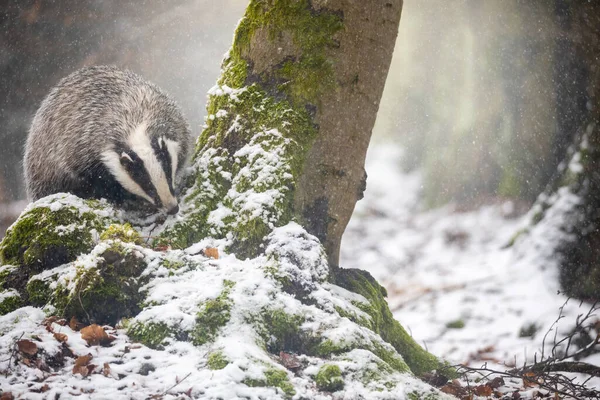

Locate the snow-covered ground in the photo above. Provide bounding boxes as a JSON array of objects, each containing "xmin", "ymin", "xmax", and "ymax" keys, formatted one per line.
[{"xmin": 341, "ymin": 143, "xmax": 600, "ymax": 375}]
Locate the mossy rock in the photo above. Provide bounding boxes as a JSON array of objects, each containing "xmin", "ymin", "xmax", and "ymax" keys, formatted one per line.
[
  {"xmin": 315, "ymin": 364, "xmax": 344, "ymax": 392},
  {"xmin": 128, "ymin": 321, "xmax": 178, "ymax": 350},
  {"xmin": 244, "ymin": 368, "xmax": 296, "ymax": 398},
  {"xmin": 191, "ymin": 280, "xmax": 235, "ymax": 346},
  {"xmin": 207, "ymin": 351, "xmax": 229, "ymax": 370},
  {"xmin": 27, "ymin": 241, "xmax": 149, "ymax": 325},
  {"xmin": 332, "ymin": 267, "xmax": 444, "ymax": 376},
  {"xmin": 0, "ymin": 195, "xmax": 115, "ymax": 271},
  {"xmin": 0, "ymin": 289, "xmax": 22, "ymax": 316},
  {"xmin": 0, "ymin": 195, "xmax": 120, "ymax": 309}
]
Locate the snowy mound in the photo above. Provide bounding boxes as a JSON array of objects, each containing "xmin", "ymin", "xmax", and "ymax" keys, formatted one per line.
[{"xmin": 0, "ymin": 194, "xmax": 448, "ymax": 399}]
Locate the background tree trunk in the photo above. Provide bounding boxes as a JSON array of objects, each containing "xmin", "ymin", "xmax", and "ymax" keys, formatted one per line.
[{"xmin": 522, "ymin": 0, "xmax": 600, "ymax": 300}]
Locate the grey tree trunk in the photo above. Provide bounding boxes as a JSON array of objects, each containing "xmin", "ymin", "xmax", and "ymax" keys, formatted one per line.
[
  {"xmin": 520, "ymin": 0, "xmax": 600, "ymax": 300},
  {"xmin": 177, "ymin": 0, "xmax": 405, "ymax": 267}
]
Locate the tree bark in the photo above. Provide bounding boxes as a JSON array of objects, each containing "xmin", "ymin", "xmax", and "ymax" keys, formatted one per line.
[
  {"xmin": 167, "ymin": 0, "xmax": 403, "ymax": 268},
  {"xmin": 523, "ymin": 0, "xmax": 600, "ymax": 300}
]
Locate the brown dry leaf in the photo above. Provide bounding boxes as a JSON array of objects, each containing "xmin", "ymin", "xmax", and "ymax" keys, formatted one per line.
[
  {"xmin": 488, "ymin": 377, "xmax": 505, "ymax": 389},
  {"xmin": 42, "ymin": 316, "xmax": 60, "ymax": 325},
  {"xmin": 69, "ymin": 316, "xmax": 84, "ymax": 331},
  {"xmin": 53, "ymin": 333, "xmax": 68, "ymax": 343},
  {"xmin": 0, "ymin": 392, "xmax": 14, "ymax": 400},
  {"xmin": 40, "ymin": 384, "xmax": 50, "ymax": 393},
  {"xmin": 73, "ymin": 354, "xmax": 93, "ymax": 376},
  {"xmin": 523, "ymin": 372, "xmax": 538, "ymax": 388},
  {"xmin": 154, "ymin": 244, "xmax": 172, "ymax": 252},
  {"xmin": 440, "ymin": 381, "xmax": 467, "ymax": 398},
  {"xmin": 474, "ymin": 384, "xmax": 493, "ymax": 397},
  {"xmin": 103, "ymin": 362, "xmax": 111, "ymax": 377},
  {"xmin": 16, "ymin": 339, "xmax": 38, "ymax": 356},
  {"xmin": 279, "ymin": 351, "xmax": 301, "ymax": 370},
  {"xmin": 81, "ymin": 324, "xmax": 114, "ymax": 346},
  {"xmin": 204, "ymin": 247, "xmax": 219, "ymax": 259}
]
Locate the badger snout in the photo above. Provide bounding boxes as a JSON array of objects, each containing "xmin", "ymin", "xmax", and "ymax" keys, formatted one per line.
[{"xmin": 166, "ymin": 203, "xmax": 179, "ymax": 215}]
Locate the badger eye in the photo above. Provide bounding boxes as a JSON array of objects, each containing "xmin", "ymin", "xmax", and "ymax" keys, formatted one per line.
[{"xmin": 120, "ymin": 151, "xmax": 135, "ymax": 165}]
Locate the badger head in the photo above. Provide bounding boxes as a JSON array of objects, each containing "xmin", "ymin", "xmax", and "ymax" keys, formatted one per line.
[{"xmin": 101, "ymin": 121, "xmax": 185, "ymax": 215}]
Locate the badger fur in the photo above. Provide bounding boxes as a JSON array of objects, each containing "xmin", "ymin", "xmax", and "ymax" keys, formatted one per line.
[{"xmin": 24, "ymin": 65, "xmax": 192, "ymax": 215}]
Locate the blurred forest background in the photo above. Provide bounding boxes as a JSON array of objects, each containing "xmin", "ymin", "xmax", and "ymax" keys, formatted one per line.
[{"xmin": 0, "ymin": 0, "xmax": 591, "ymax": 234}]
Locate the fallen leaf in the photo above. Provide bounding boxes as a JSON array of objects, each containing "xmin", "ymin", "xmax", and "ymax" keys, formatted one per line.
[
  {"xmin": 42, "ymin": 316, "xmax": 60, "ymax": 325},
  {"xmin": 203, "ymin": 247, "xmax": 219, "ymax": 259},
  {"xmin": 523, "ymin": 371, "xmax": 538, "ymax": 388},
  {"xmin": 69, "ymin": 316, "xmax": 84, "ymax": 331},
  {"xmin": 103, "ymin": 362, "xmax": 111, "ymax": 377},
  {"xmin": 81, "ymin": 324, "xmax": 115, "ymax": 346},
  {"xmin": 16, "ymin": 339, "xmax": 38, "ymax": 356},
  {"xmin": 73, "ymin": 354, "xmax": 93, "ymax": 376},
  {"xmin": 154, "ymin": 244, "xmax": 171, "ymax": 252},
  {"xmin": 54, "ymin": 333, "xmax": 68, "ymax": 343},
  {"xmin": 474, "ymin": 384, "xmax": 493, "ymax": 396},
  {"xmin": 488, "ymin": 377, "xmax": 505, "ymax": 389},
  {"xmin": 440, "ymin": 381, "xmax": 467, "ymax": 398},
  {"xmin": 280, "ymin": 351, "xmax": 302, "ymax": 370},
  {"xmin": 0, "ymin": 392, "xmax": 14, "ymax": 400}
]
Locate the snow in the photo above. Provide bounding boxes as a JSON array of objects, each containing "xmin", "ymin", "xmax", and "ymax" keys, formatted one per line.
[
  {"xmin": 341, "ymin": 143, "xmax": 600, "ymax": 387},
  {"xmin": 2, "ymin": 141, "xmax": 598, "ymax": 398}
]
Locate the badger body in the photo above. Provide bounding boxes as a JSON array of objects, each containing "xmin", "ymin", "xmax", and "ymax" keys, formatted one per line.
[{"xmin": 24, "ymin": 66, "xmax": 192, "ymax": 214}]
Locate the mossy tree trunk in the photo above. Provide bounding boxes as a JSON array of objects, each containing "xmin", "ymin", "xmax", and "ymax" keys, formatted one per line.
[
  {"xmin": 168, "ymin": 0, "xmax": 403, "ymax": 268},
  {"xmin": 523, "ymin": 1, "xmax": 600, "ymax": 300}
]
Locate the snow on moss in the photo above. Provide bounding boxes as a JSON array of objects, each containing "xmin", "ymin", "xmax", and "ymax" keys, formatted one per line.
[{"xmin": 0, "ymin": 220, "xmax": 449, "ymax": 398}]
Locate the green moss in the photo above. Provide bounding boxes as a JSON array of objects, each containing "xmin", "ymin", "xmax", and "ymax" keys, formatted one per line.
[
  {"xmin": 25, "ymin": 278, "xmax": 53, "ymax": 307},
  {"xmin": 191, "ymin": 280, "xmax": 235, "ymax": 346},
  {"xmin": 257, "ymin": 308, "xmax": 306, "ymax": 354},
  {"xmin": 100, "ymin": 223, "xmax": 143, "ymax": 245},
  {"xmin": 314, "ymin": 337, "xmax": 409, "ymax": 373},
  {"xmin": 334, "ymin": 305, "xmax": 372, "ymax": 329},
  {"xmin": 445, "ymin": 319, "xmax": 465, "ymax": 329},
  {"xmin": 244, "ymin": 368, "xmax": 296, "ymax": 398},
  {"xmin": 128, "ymin": 321, "xmax": 174, "ymax": 349},
  {"xmin": 61, "ymin": 245, "xmax": 147, "ymax": 324},
  {"xmin": 315, "ymin": 364, "xmax": 344, "ymax": 392},
  {"xmin": 264, "ymin": 368, "xmax": 295, "ymax": 397},
  {"xmin": 408, "ymin": 390, "xmax": 441, "ymax": 400},
  {"xmin": 0, "ymin": 205, "xmax": 110, "ymax": 271},
  {"xmin": 314, "ymin": 339, "xmax": 347, "ymax": 357},
  {"xmin": 207, "ymin": 351, "xmax": 229, "ymax": 370},
  {"xmin": 0, "ymin": 291, "xmax": 22, "ymax": 315},
  {"xmin": 332, "ymin": 268, "xmax": 442, "ymax": 376},
  {"xmin": 370, "ymin": 342, "xmax": 410, "ymax": 373},
  {"xmin": 0, "ymin": 265, "xmax": 16, "ymax": 290},
  {"xmin": 25, "ymin": 243, "xmax": 148, "ymax": 324},
  {"xmin": 161, "ymin": 259, "xmax": 186, "ymax": 270},
  {"xmin": 232, "ymin": 0, "xmax": 343, "ymax": 106},
  {"xmin": 358, "ymin": 359, "xmax": 395, "ymax": 389}
]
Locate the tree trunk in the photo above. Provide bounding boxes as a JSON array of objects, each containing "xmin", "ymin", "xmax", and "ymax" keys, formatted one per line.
[
  {"xmin": 166, "ymin": 0, "xmax": 403, "ymax": 267},
  {"xmin": 519, "ymin": 0, "xmax": 600, "ymax": 300}
]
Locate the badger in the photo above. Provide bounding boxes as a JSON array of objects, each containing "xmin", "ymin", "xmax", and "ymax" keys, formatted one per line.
[{"xmin": 24, "ymin": 65, "xmax": 192, "ymax": 215}]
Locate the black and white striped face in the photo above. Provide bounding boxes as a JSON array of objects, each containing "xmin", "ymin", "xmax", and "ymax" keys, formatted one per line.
[{"xmin": 101, "ymin": 122, "xmax": 182, "ymax": 214}]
